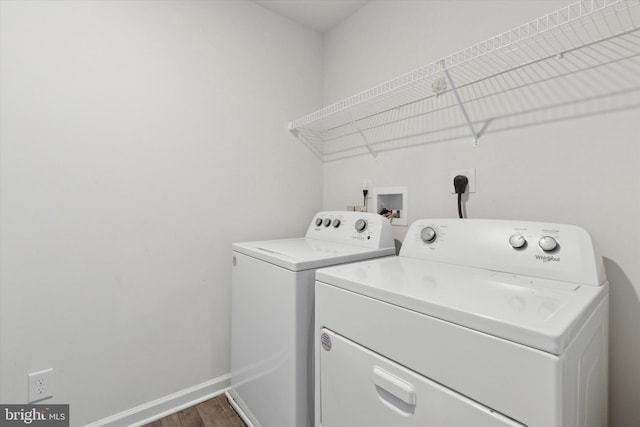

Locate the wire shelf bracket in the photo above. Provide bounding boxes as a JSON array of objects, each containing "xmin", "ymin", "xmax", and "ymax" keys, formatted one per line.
[
  {"xmin": 442, "ymin": 61, "xmax": 480, "ymax": 146},
  {"xmin": 349, "ymin": 113, "xmax": 378, "ymax": 159}
]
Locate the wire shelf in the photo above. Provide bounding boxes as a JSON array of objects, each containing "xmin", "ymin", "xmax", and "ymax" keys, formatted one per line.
[{"xmin": 288, "ymin": 0, "xmax": 640, "ymax": 162}]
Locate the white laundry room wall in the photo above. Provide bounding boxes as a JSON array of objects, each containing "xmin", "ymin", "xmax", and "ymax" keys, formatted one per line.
[
  {"xmin": 321, "ymin": 1, "xmax": 640, "ymax": 426},
  {"xmin": 0, "ymin": 0, "xmax": 322, "ymax": 425}
]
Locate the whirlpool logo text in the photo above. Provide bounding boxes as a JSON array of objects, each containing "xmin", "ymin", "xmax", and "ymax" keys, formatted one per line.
[{"xmin": 536, "ymin": 254, "xmax": 561, "ymax": 262}]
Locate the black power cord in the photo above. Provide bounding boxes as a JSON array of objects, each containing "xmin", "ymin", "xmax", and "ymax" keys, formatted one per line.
[
  {"xmin": 363, "ymin": 189, "xmax": 369, "ymax": 212},
  {"xmin": 453, "ymin": 175, "xmax": 469, "ymax": 219}
]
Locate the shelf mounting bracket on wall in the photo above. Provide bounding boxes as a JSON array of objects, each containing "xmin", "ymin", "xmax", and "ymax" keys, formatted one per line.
[
  {"xmin": 288, "ymin": 125, "xmax": 324, "ymax": 161},
  {"xmin": 349, "ymin": 113, "xmax": 378, "ymax": 159},
  {"xmin": 442, "ymin": 61, "xmax": 480, "ymax": 147}
]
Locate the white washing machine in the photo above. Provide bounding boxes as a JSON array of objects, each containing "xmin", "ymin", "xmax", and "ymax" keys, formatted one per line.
[
  {"xmin": 315, "ymin": 219, "xmax": 608, "ymax": 427},
  {"xmin": 227, "ymin": 211, "xmax": 395, "ymax": 427}
]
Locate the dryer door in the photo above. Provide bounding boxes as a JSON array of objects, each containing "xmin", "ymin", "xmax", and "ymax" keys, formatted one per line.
[{"xmin": 318, "ymin": 328, "xmax": 524, "ymax": 427}]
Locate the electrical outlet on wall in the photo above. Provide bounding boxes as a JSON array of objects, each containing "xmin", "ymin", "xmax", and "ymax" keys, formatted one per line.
[
  {"xmin": 28, "ymin": 368, "xmax": 54, "ymax": 402},
  {"xmin": 450, "ymin": 168, "xmax": 476, "ymax": 193}
]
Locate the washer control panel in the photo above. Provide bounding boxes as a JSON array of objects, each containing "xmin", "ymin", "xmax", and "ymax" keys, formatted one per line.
[
  {"xmin": 306, "ymin": 211, "xmax": 394, "ymax": 249},
  {"xmin": 401, "ymin": 219, "xmax": 604, "ymax": 286}
]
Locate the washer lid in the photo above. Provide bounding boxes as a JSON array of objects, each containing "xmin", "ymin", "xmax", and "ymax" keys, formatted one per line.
[
  {"xmin": 316, "ymin": 256, "xmax": 608, "ymax": 355},
  {"xmin": 233, "ymin": 238, "xmax": 395, "ymax": 271}
]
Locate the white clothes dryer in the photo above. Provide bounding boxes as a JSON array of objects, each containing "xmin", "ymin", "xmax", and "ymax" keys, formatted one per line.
[
  {"xmin": 227, "ymin": 211, "xmax": 395, "ymax": 427},
  {"xmin": 315, "ymin": 219, "xmax": 608, "ymax": 427}
]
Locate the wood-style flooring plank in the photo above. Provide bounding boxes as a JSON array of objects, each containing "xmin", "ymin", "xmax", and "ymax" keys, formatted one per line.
[
  {"xmin": 142, "ymin": 395, "xmax": 244, "ymax": 427},
  {"xmin": 177, "ymin": 405, "xmax": 206, "ymax": 427},
  {"xmin": 197, "ymin": 397, "xmax": 234, "ymax": 427},
  {"xmin": 217, "ymin": 396, "xmax": 246, "ymax": 427},
  {"xmin": 160, "ymin": 413, "xmax": 183, "ymax": 427}
]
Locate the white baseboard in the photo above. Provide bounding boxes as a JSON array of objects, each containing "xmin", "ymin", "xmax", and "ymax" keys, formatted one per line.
[
  {"xmin": 84, "ymin": 374, "xmax": 231, "ymax": 427},
  {"xmin": 225, "ymin": 390, "xmax": 255, "ymax": 427}
]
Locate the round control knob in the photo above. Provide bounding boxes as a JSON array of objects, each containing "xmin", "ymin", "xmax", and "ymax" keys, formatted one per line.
[
  {"xmin": 333, "ymin": 219, "xmax": 341, "ymax": 228},
  {"xmin": 323, "ymin": 218, "xmax": 332, "ymax": 227},
  {"xmin": 509, "ymin": 234, "xmax": 527, "ymax": 249},
  {"xmin": 355, "ymin": 218, "xmax": 367, "ymax": 233},
  {"xmin": 315, "ymin": 218, "xmax": 323, "ymax": 227},
  {"xmin": 420, "ymin": 226, "xmax": 437, "ymax": 243},
  {"xmin": 539, "ymin": 236, "xmax": 558, "ymax": 252}
]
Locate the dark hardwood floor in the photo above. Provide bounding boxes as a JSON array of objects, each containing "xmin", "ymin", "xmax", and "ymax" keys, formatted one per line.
[{"xmin": 142, "ymin": 395, "xmax": 245, "ymax": 427}]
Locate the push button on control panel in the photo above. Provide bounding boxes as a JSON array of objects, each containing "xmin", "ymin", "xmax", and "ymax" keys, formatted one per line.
[{"xmin": 314, "ymin": 217, "xmax": 343, "ymax": 230}]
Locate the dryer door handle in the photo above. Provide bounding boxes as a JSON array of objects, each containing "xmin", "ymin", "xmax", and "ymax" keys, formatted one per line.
[{"xmin": 373, "ymin": 366, "xmax": 416, "ymax": 406}]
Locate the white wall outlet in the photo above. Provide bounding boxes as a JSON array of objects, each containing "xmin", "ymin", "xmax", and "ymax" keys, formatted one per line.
[
  {"xmin": 362, "ymin": 179, "xmax": 371, "ymax": 192},
  {"xmin": 28, "ymin": 368, "xmax": 54, "ymax": 402},
  {"xmin": 450, "ymin": 168, "xmax": 476, "ymax": 193}
]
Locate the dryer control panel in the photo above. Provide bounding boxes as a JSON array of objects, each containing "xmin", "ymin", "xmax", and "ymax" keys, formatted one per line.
[
  {"xmin": 306, "ymin": 211, "xmax": 394, "ymax": 250},
  {"xmin": 400, "ymin": 219, "xmax": 605, "ymax": 286}
]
